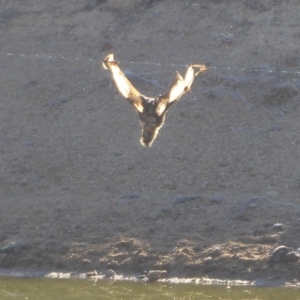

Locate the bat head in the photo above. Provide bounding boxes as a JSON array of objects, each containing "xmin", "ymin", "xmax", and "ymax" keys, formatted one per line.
[
  {"xmin": 102, "ymin": 53, "xmax": 116, "ymax": 70},
  {"xmin": 138, "ymin": 98, "xmax": 166, "ymax": 147},
  {"xmin": 139, "ymin": 115, "xmax": 165, "ymax": 147}
]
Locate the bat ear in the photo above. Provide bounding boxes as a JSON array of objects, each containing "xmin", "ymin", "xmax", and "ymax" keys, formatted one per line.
[
  {"xmin": 102, "ymin": 53, "xmax": 115, "ymax": 69},
  {"xmin": 156, "ymin": 99, "xmax": 168, "ymax": 116},
  {"xmin": 187, "ymin": 64, "xmax": 207, "ymax": 81}
]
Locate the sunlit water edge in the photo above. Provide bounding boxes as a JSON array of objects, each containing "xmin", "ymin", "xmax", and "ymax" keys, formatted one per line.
[
  {"xmin": 0, "ymin": 268, "xmax": 299, "ymax": 287},
  {"xmin": 1, "ymin": 269, "xmax": 300, "ymax": 300}
]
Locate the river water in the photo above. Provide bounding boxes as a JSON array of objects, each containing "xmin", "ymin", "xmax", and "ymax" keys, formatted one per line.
[{"xmin": 0, "ymin": 277, "xmax": 299, "ymax": 300}]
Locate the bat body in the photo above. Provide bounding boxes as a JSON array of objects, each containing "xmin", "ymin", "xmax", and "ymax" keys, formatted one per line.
[{"xmin": 103, "ymin": 53, "xmax": 207, "ymax": 147}]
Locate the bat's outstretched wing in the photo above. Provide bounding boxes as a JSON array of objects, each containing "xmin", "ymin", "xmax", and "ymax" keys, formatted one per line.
[
  {"xmin": 156, "ymin": 64, "xmax": 207, "ymax": 116},
  {"xmin": 103, "ymin": 53, "xmax": 144, "ymax": 113}
]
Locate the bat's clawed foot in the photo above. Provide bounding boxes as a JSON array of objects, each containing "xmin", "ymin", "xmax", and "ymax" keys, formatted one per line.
[
  {"xmin": 103, "ymin": 53, "xmax": 117, "ymax": 69},
  {"xmin": 192, "ymin": 64, "xmax": 207, "ymax": 75}
]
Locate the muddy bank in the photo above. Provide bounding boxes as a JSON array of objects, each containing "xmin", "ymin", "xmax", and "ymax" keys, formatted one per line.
[{"xmin": 1, "ymin": 236, "xmax": 300, "ymax": 285}]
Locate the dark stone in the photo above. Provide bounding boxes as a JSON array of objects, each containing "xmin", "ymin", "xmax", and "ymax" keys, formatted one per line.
[
  {"xmin": 119, "ymin": 193, "xmax": 139, "ymax": 200},
  {"xmin": 146, "ymin": 270, "xmax": 167, "ymax": 281},
  {"xmin": 209, "ymin": 195, "xmax": 223, "ymax": 204},
  {"xmin": 172, "ymin": 195, "xmax": 202, "ymax": 205},
  {"xmin": 211, "ymin": 247, "xmax": 221, "ymax": 258},
  {"xmin": 2, "ymin": 241, "xmax": 26, "ymax": 254},
  {"xmin": 105, "ymin": 269, "xmax": 116, "ymax": 278},
  {"xmin": 269, "ymin": 245, "xmax": 300, "ymax": 263},
  {"xmin": 273, "ymin": 223, "xmax": 284, "ymax": 231}
]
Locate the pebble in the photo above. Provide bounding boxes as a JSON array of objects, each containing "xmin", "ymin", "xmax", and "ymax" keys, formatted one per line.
[
  {"xmin": 269, "ymin": 245, "xmax": 300, "ymax": 263},
  {"xmin": 211, "ymin": 247, "xmax": 221, "ymax": 258},
  {"xmin": 1, "ymin": 241, "xmax": 26, "ymax": 254},
  {"xmin": 105, "ymin": 269, "xmax": 116, "ymax": 278},
  {"xmin": 119, "ymin": 193, "xmax": 139, "ymax": 200},
  {"xmin": 146, "ymin": 270, "xmax": 167, "ymax": 281},
  {"xmin": 86, "ymin": 270, "xmax": 98, "ymax": 278},
  {"xmin": 209, "ymin": 195, "xmax": 223, "ymax": 204},
  {"xmin": 204, "ymin": 257, "xmax": 212, "ymax": 263},
  {"xmin": 273, "ymin": 223, "xmax": 284, "ymax": 231},
  {"xmin": 82, "ymin": 258, "xmax": 91, "ymax": 264},
  {"xmin": 172, "ymin": 195, "xmax": 202, "ymax": 205}
]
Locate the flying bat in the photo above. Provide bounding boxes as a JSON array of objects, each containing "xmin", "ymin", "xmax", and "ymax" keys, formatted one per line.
[{"xmin": 103, "ymin": 53, "xmax": 207, "ymax": 147}]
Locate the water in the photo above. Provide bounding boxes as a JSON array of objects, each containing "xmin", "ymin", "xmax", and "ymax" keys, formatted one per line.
[{"xmin": 0, "ymin": 277, "xmax": 299, "ymax": 300}]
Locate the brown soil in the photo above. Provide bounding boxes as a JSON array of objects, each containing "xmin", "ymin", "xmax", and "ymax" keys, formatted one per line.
[{"xmin": 1, "ymin": 0, "xmax": 300, "ymax": 284}]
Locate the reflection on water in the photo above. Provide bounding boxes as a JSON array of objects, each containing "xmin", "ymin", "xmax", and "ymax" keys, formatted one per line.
[{"xmin": 0, "ymin": 277, "xmax": 299, "ymax": 300}]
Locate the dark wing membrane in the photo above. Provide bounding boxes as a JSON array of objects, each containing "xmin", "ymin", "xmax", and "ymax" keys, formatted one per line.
[
  {"xmin": 156, "ymin": 64, "xmax": 207, "ymax": 116},
  {"xmin": 103, "ymin": 54, "xmax": 144, "ymax": 113}
]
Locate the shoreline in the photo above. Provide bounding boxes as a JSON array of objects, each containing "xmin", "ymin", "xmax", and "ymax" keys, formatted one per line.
[{"xmin": 1, "ymin": 269, "xmax": 300, "ymax": 288}]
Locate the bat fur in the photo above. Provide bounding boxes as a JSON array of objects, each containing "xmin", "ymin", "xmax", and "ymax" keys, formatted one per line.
[{"xmin": 103, "ymin": 53, "xmax": 207, "ymax": 147}]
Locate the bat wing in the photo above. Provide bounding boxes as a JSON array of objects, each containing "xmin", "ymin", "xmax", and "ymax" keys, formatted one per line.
[
  {"xmin": 103, "ymin": 54, "xmax": 144, "ymax": 113},
  {"xmin": 156, "ymin": 64, "xmax": 207, "ymax": 116}
]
